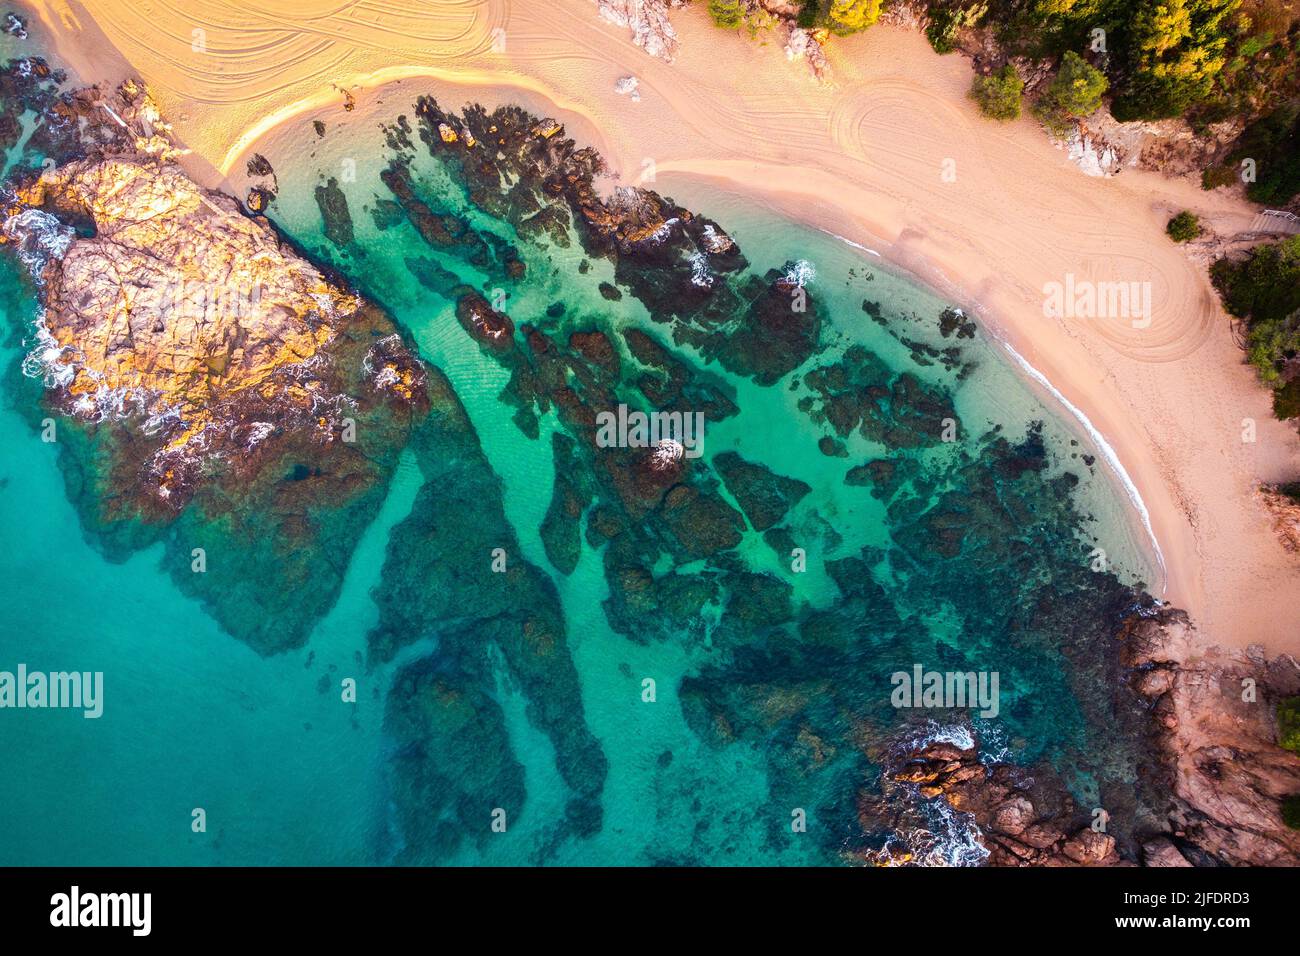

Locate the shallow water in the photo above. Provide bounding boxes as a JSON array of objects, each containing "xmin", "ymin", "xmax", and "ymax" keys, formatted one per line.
[{"xmin": 0, "ymin": 70, "xmax": 1159, "ymax": 865}]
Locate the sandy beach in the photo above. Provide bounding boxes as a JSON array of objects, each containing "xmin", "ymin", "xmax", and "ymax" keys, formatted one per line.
[{"xmin": 21, "ymin": 0, "xmax": 1300, "ymax": 652}]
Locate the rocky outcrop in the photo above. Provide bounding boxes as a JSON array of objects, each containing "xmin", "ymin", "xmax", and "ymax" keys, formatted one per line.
[
  {"xmin": 0, "ymin": 77, "xmax": 429, "ymax": 652},
  {"xmin": 1259, "ymin": 485, "xmax": 1300, "ymax": 554},
  {"xmin": 6, "ymin": 156, "xmax": 425, "ymax": 507},
  {"xmin": 593, "ymin": 0, "xmax": 684, "ymax": 62},
  {"xmin": 864, "ymin": 609, "xmax": 1300, "ymax": 867},
  {"xmin": 782, "ymin": 24, "xmax": 831, "ymax": 84},
  {"xmin": 1120, "ymin": 608, "xmax": 1300, "ymax": 866},
  {"xmin": 863, "ymin": 739, "xmax": 1124, "ymax": 866}
]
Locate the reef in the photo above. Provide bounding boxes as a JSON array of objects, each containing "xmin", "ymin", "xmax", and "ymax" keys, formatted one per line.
[{"xmin": 382, "ymin": 98, "xmax": 820, "ymax": 386}]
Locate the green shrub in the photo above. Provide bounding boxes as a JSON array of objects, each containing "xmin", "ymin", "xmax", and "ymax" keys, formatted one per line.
[
  {"xmin": 1283, "ymin": 794, "xmax": 1300, "ymax": 830},
  {"xmin": 970, "ymin": 64, "xmax": 1024, "ymax": 120},
  {"xmin": 926, "ymin": 9, "xmax": 961, "ymax": 53},
  {"xmin": 1280, "ymin": 697, "xmax": 1300, "ymax": 753},
  {"xmin": 1166, "ymin": 211, "xmax": 1202, "ymax": 243},
  {"xmin": 1034, "ymin": 51, "xmax": 1108, "ymax": 134},
  {"xmin": 1201, "ymin": 164, "xmax": 1237, "ymax": 190},
  {"xmin": 925, "ymin": 3, "xmax": 988, "ymax": 55},
  {"xmin": 1274, "ymin": 379, "xmax": 1300, "ymax": 421},
  {"xmin": 707, "ymin": 0, "xmax": 746, "ymax": 28},
  {"xmin": 1211, "ymin": 237, "xmax": 1300, "ymax": 389},
  {"xmin": 1237, "ymin": 101, "xmax": 1300, "ymax": 206},
  {"xmin": 826, "ymin": 0, "xmax": 882, "ymax": 35}
]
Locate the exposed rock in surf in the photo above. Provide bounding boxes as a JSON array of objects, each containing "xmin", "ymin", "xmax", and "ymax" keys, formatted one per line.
[
  {"xmin": 1, "ymin": 80, "xmax": 429, "ymax": 653},
  {"xmin": 5, "ymin": 12, "xmax": 28, "ymax": 40},
  {"xmin": 860, "ymin": 737, "xmax": 1123, "ymax": 866}
]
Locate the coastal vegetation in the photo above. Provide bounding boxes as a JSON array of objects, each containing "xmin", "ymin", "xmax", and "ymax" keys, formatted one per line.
[
  {"xmin": 969, "ymin": 63, "xmax": 1024, "ymax": 120},
  {"xmin": 1210, "ymin": 235, "xmax": 1300, "ymax": 414},
  {"xmin": 1033, "ymin": 50, "xmax": 1109, "ymax": 133},
  {"xmin": 1202, "ymin": 100, "xmax": 1300, "ymax": 204},
  {"xmin": 1281, "ymin": 696, "xmax": 1300, "ymax": 753},
  {"xmin": 1166, "ymin": 210, "xmax": 1202, "ymax": 242},
  {"xmin": 1284, "ymin": 794, "xmax": 1300, "ymax": 830}
]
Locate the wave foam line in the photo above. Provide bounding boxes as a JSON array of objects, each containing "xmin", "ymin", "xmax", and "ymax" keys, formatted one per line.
[{"xmin": 820, "ymin": 229, "xmax": 881, "ymax": 256}]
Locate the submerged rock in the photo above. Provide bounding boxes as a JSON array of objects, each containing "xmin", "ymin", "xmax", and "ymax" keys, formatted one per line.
[
  {"xmin": 314, "ymin": 175, "xmax": 354, "ymax": 247},
  {"xmin": 713, "ymin": 451, "xmax": 811, "ymax": 531}
]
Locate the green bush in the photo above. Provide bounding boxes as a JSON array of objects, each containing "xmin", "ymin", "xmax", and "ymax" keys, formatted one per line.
[
  {"xmin": 1166, "ymin": 211, "xmax": 1202, "ymax": 243},
  {"xmin": 707, "ymin": 0, "xmax": 746, "ymax": 28},
  {"xmin": 924, "ymin": 3, "xmax": 990, "ymax": 55},
  {"xmin": 1274, "ymin": 379, "xmax": 1300, "ymax": 421},
  {"xmin": 1201, "ymin": 164, "xmax": 1237, "ymax": 190},
  {"xmin": 1212, "ymin": 236, "xmax": 1300, "ymax": 387},
  {"xmin": 1283, "ymin": 794, "xmax": 1300, "ymax": 830},
  {"xmin": 826, "ymin": 0, "xmax": 882, "ymax": 35},
  {"xmin": 1237, "ymin": 102, "xmax": 1300, "ymax": 206},
  {"xmin": 970, "ymin": 64, "xmax": 1024, "ymax": 121},
  {"xmin": 1280, "ymin": 697, "xmax": 1300, "ymax": 753},
  {"xmin": 1034, "ymin": 51, "xmax": 1108, "ymax": 134}
]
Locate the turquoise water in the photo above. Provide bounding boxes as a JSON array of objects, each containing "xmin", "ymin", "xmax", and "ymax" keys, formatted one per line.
[{"xmin": 0, "ymin": 57, "xmax": 1159, "ymax": 865}]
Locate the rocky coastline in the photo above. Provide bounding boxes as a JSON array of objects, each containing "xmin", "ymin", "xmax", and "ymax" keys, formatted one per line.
[
  {"xmin": 3, "ymin": 54, "xmax": 1297, "ymax": 864},
  {"xmin": 868, "ymin": 607, "xmax": 1300, "ymax": 866}
]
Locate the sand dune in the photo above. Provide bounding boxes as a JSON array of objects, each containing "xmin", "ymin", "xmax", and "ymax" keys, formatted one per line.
[{"xmin": 22, "ymin": 0, "xmax": 1300, "ymax": 651}]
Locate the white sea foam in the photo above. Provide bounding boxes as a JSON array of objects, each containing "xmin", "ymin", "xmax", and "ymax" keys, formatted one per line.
[
  {"xmin": 907, "ymin": 718, "xmax": 975, "ymax": 752},
  {"xmin": 823, "ymin": 229, "xmax": 882, "ymax": 257},
  {"xmin": 242, "ymin": 421, "xmax": 275, "ymax": 450},
  {"xmin": 688, "ymin": 251, "xmax": 713, "ymax": 288},
  {"xmin": 914, "ymin": 797, "xmax": 991, "ymax": 867},
  {"xmin": 784, "ymin": 258, "xmax": 815, "ymax": 287},
  {"xmin": 3, "ymin": 208, "xmax": 75, "ymax": 275}
]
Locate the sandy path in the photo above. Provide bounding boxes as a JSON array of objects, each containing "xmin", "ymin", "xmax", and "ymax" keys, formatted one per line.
[{"xmin": 21, "ymin": 0, "xmax": 1300, "ymax": 652}]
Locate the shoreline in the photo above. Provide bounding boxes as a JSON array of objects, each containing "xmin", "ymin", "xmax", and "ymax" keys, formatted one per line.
[{"xmin": 18, "ymin": 0, "xmax": 1300, "ymax": 652}]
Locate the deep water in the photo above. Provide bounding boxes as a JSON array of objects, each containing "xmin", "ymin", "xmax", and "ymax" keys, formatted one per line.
[{"xmin": 0, "ymin": 77, "xmax": 1160, "ymax": 865}]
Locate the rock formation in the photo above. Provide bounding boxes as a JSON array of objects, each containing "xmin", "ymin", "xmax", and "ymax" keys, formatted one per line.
[
  {"xmin": 1120, "ymin": 608, "xmax": 1300, "ymax": 866},
  {"xmin": 868, "ymin": 609, "xmax": 1300, "ymax": 867},
  {"xmin": 6, "ymin": 153, "xmax": 426, "ymax": 510},
  {"xmin": 1259, "ymin": 485, "xmax": 1300, "ymax": 554},
  {"xmin": 593, "ymin": 0, "xmax": 684, "ymax": 62},
  {"xmin": 862, "ymin": 738, "xmax": 1124, "ymax": 866}
]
